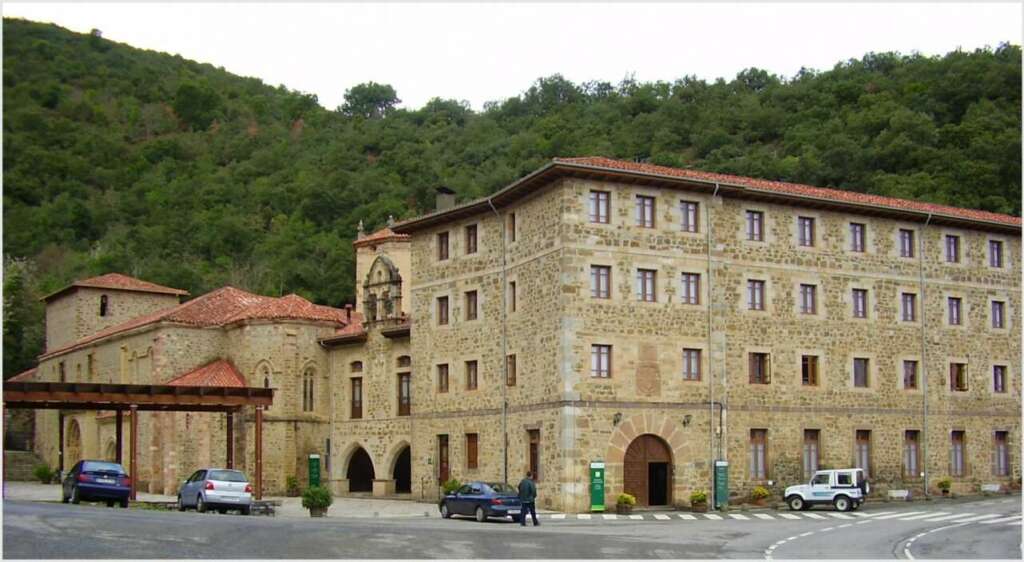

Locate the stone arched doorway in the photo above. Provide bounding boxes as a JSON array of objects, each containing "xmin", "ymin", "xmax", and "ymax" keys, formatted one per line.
[
  {"xmin": 347, "ymin": 447, "xmax": 375, "ymax": 492},
  {"xmin": 392, "ymin": 446, "xmax": 411, "ymax": 494},
  {"xmin": 65, "ymin": 419, "xmax": 82, "ymax": 468},
  {"xmin": 624, "ymin": 434, "xmax": 672, "ymax": 506}
]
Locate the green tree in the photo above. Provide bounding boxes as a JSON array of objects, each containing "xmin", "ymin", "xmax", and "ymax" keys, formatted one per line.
[
  {"xmin": 173, "ymin": 81, "xmax": 222, "ymax": 130},
  {"xmin": 339, "ymin": 82, "xmax": 400, "ymax": 118}
]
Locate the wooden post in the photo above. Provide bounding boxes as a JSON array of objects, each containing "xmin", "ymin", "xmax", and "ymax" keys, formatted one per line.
[
  {"xmin": 129, "ymin": 405, "xmax": 138, "ymax": 501},
  {"xmin": 255, "ymin": 406, "xmax": 263, "ymax": 500},
  {"xmin": 226, "ymin": 411, "xmax": 234, "ymax": 469},
  {"xmin": 115, "ymin": 410, "xmax": 123, "ymax": 464}
]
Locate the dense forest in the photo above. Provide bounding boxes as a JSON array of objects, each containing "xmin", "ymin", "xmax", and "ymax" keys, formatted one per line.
[{"xmin": 3, "ymin": 18, "xmax": 1021, "ymax": 376}]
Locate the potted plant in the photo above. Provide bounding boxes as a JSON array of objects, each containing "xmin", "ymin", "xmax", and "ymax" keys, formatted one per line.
[
  {"xmin": 301, "ymin": 485, "xmax": 333, "ymax": 517},
  {"xmin": 616, "ymin": 493, "xmax": 636, "ymax": 514},
  {"xmin": 441, "ymin": 478, "xmax": 461, "ymax": 496},
  {"xmin": 937, "ymin": 478, "xmax": 952, "ymax": 497},
  {"xmin": 286, "ymin": 476, "xmax": 301, "ymax": 497},
  {"xmin": 750, "ymin": 485, "xmax": 770, "ymax": 507},
  {"xmin": 689, "ymin": 490, "xmax": 708, "ymax": 512},
  {"xmin": 32, "ymin": 464, "xmax": 54, "ymax": 484}
]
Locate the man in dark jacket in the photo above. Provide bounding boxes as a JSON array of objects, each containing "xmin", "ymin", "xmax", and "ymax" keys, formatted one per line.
[{"xmin": 517, "ymin": 471, "xmax": 539, "ymax": 526}]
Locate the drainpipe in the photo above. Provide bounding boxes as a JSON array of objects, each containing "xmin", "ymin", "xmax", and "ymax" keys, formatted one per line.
[
  {"xmin": 707, "ymin": 183, "xmax": 720, "ymax": 508},
  {"xmin": 487, "ymin": 198, "xmax": 510, "ymax": 485},
  {"xmin": 919, "ymin": 213, "xmax": 932, "ymax": 497}
]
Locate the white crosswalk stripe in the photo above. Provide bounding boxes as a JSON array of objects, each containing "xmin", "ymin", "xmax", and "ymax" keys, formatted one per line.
[
  {"xmin": 549, "ymin": 513, "xmax": 566, "ymax": 519},
  {"xmin": 873, "ymin": 511, "xmax": 925, "ymax": 520},
  {"xmin": 577, "ymin": 514, "xmax": 591, "ymax": 520},
  {"xmin": 653, "ymin": 514, "xmax": 671, "ymax": 520},
  {"xmin": 898, "ymin": 512, "xmax": 950, "ymax": 521},
  {"xmin": 704, "ymin": 513, "xmax": 723, "ymax": 520},
  {"xmin": 980, "ymin": 515, "xmax": 1022, "ymax": 524},
  {"xmin": 826, "ymin": 512, "xmax": 855, "ymax": 519},
  {"xmin": 779, "ymin": 513, "xmax": 801, "ymax": 520},
  {"xmin": 602, "ymin": 514, "xmax": 617, "ymax": 520},
  {"xmin": 945, "ymin": 513, "xmax": 1005, "ymax": 523},
  {"xmin": 802, "ymin": 513, "xmax": 827, "ymax": 519},
  {"xmin": 922, "ymin": 512, "xmax": 975, "ymax": 522},
  {"xmin": 678, "ymin": 514, "xmax": 697, "ymax": 520},
  {"xmin": 729, "ymin": 514, "xmax": 750, "ymax": 520},
  {"xmin": 1007, "ymin": 520, "xmax": 1023, "ymax": 526},
  {"xmin": 629, "ymin": 514, "xmax": 643, "ymax": 520},
  {"xmin": 754, "ymin": 513, "xmax": 775, "ymax": 520}
]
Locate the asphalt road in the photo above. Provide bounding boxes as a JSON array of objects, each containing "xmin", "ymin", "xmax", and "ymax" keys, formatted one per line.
[{"xmin": 3, "ymin": 496, "xmax": 1020, "ymax": 559}]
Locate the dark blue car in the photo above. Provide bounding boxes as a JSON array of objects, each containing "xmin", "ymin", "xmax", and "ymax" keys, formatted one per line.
[
  {"xmin": 439, "ymin": 481, "xmax": 522, "ymax": 522},
  {"xmin": 62, "ymin": 460, "xmax": 131, "ymax": 508}
]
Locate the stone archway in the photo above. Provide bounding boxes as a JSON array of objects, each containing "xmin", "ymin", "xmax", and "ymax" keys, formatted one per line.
[
  {"xmin": 65, "ymin": 419, "xmax": 82, "ymax": 467},
  {"xmin": 346, "ymin": 447, "xmax": 375, "ymax": 492},
  {"xmin": 392, "ymin": 446, "xmax": 411, "ymax": 494},
  {"xmin": 104, "ymin": 439, "xmax": 117, "ymax": 462},
  {"xmin": 624, "ymin": 434, "xmax": 672, "ymax": 506},
  {"xmin": 605, "ymin": 413, "xmax": 689, "ymax": 510}
]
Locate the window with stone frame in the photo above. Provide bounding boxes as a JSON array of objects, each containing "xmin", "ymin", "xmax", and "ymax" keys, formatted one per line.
[
  {"xmin": 506, "ymin": 354, "xmax": 517, "ymax": 386},
  {"xmin": 528, "ymin": 429, "xmax": 540, "ymax": 481},
  {"xmin": 992, "ymin": 301, "xmax": 1005, "ymax": 329},
  {"xmin": 993, "ymin": 365, "xmax": 1007, "ymax": 394},
  {"xmin": 850, "ymin": 222, "xmax": 866, "ymax": 252},
  {"xmin": 950, "ymin": 363, "xmax": 968, "ymax": 392},
  {"xmin": 901, "ymin": 293, "xmax": 917, "ymax": 322},
  {"xmin": 465, "ymin": 360, "xmax": 478, "ymax": 391},
  {"xmin": 465, "ymin": 224, "xmax": 478, "ymax": 255},
  {"xmin": 350, "ymin": 377, "xmax": 363, "ymax": 419},
  {"xmin": 749, "ymin": 352, "xmax": 770, "ymax": 384},
  {"xmin": 397, "ymin": 355, "xmax": 411, "ymax": 368},
  {"xmin": 302, "ymin": 368, "xmax": 315, "ymax": 412},
  {"xmin": 950, "ymin": 431, "xmax": 966, "ymax": 476},
  {"xmin": 591, "ymin": 345, "xmax": 611, "ymax": 378},
  {"xmin": 437, "ymin": 435, "xmax": 450, "ymax": 483},
  {"xmin": 853, "ymin": 358, "xmax": 870, "ymax": 388},
  {"xmin": 852, "ymin": 289, "xmax": 868, "ymax": 318},
  {"xmin": 947, "ymin": 297, "xmax": 962, "ymax": 326},
  {"xmin": 508, "ymin": 281, "xmax": 517, "ymax": 313},
  {"xmin": 801, "ymin": 355, "xmax": 819, "ymax": 386},
  {"xmin": 994, "ymin": 431, "xmax": 1009, "ymax": 476},
  {"xmin": 799, "ymin": 284, "xmax": 817, "ymax": 314},
  {"xmin": 797, "ymin": 216, "xmax": 815, "ymax": 247},
  {"xmin": 589, "ymin": 190, "xmax": 610, "ymax": 224},
  {"xmin": 466, "ymin": 433, "xmax": 479, "ymax": 469},
  {"xmin": 899, "ymin": 229, "xmax": 915, "ymax": 258},
  {"xmin": 904, "ymin": 430, "xmax": 920, "ymax": 478},
  {"xmin": 465, "ymin": 290, "xmax": 478, "ymax": 321},
  {"xmin": 803, "ymin": 429, "xmax": 820, "ymax": 478},
  {"xmin": 682, "ymin": 348, "xmax": 701, "ymax": 381},
  {"xmin": 636, "ymin": 269, "xmax": 657, "ymax": 302},
  {"xmin": 437, "ymin": 232, "xmax": 449, "ymax": 261},
  {"xmin": 635, "ymin": 195, "xmax": 655, "ymax": 228},
  {"xmin": 507, "ymin": 213, "xmax": 517, "ymax": 242},
  {"xmin": 945, "ymin": 235, "xmax": 960, "ymax": 263},
  {"xmin": 680, "ymin": 200, "xmax": 699, "ymax": 233},
  {"xmin": 590, "ymin": 265, "xmax": 611, "ymax": 299},
  {"xmin": 680, "ymin": 273, "xmax": 700, "ymax": 305},
  {"xmin": 99, "ymin": 294, "xmax": 109, "ymax": 317},
  {"xmin": 989, "ymin": 240, "xmax": 1004, "ymax": 268},
  {"xmin": 261, "ymin": 365, "xmax": 272, "ymax": 412},
  {"xmin": 398, "ymin": 373, "xmax": 411, "ymax": 416},
  {"xmin": 855, "ymin": 430, "xmax": 871, "ymax": 478},
  {"xmin": 437, "ymin": 296, "xmax": 449, "ymax": 325},
  {"xmin": 746, "ymin": 210, "xmax": 764, "ymax": 241},
  {"xmin": 750, "ymin": 429, "xmax": 768, "ymax": 480},
  {"xmin": 437, "ymin": 364, "xmax": 449, "ymax": 393},
  {"xmin": 747, "ymin": 279, "xmax": 765, "ymax": 310},
  {"xmin": 350, "ymin": 361, "xmax": 363, "ymax": 373},
  {"xmin": 903, "ymin": 360, "xmax": 919, "ymax": 390}
]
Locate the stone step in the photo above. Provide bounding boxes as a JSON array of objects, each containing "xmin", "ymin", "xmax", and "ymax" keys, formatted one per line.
[{"xmin": 3, "ymin": 450, "xmax": 46, "ymax": 481}]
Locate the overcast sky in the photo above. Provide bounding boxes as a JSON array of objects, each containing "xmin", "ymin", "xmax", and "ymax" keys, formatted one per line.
[{"xmin": 4, "ymin": 2, "xmax": 1020, "ymax": 110}]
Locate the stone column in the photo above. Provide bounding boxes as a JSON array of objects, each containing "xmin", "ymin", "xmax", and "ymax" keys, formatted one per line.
[{"xmin": 372, "ymin": 479, "xmax": 395, "ymax": 497}]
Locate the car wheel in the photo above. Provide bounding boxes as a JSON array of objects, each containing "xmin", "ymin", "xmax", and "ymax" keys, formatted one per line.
[
  {"xmin": 106, "ymin": 501, "xmax": 115, "ymax": 508},
  {"xmin": 196, "ymin": 495, "xmax": 207, "ymax": 513},
  {"xmin": 786, "ymin": 495, "xmax": 804, "ymax": 511},
  {"xmin": 440, "ymin": 503, "xmax": 452, "ymax": 519},
  {"xmin": 120, "ymin": 498, "xmax": 129, "ymax": 508},
  {"xmin": 70, "ymin": 486, "xmax": 81, "ymax": 504},
  {"xmin": 177, "ymin": 496, "xmax": 186, "ymax": 511},
  {"xmin": 61, "ymin": 492, "xmax": 69, "ymax": 504},
  {"xmin": 833, "ymin": 495, "xmax": 851, "ymax": 512},
  {"xmin": 218, "ymin": 508, "xmax": 227, "ymax": 514},
  {"xmin": 475, "ymin": 506, "xmax": 486, "ymax": 523}
]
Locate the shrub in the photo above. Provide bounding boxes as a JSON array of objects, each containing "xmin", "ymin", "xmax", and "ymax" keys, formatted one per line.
[
  {"xmin": 441, "ymin": 478, "xmax": 461, "ymax": 495},
  {"xmin": 616, "ymin": 493, "xmax": 637, "ymax": 506},
  {"xmin": 689, "ymin": 490, "xmax": 708, "ymax": 504},
  {"xmin": 751, "ymin": 486, "xmax": 771, "ymax": 500},
  {"xmin": 301, "ymin": 485, "xmax": 333, "ymax": 510},
  {"xmin": 32, "ymin": 464, "xmax": 54, "ymax": 484},
  {"xmin": 936, "ymin": 478, "xmax": 952, "ymax": 491},
  {"xmin": 285, "ymin": 476, "xmax": 301, "ymax": 497}
]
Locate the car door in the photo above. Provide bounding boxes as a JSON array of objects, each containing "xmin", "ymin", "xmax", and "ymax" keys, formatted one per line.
[
  {"xmin": 808, "ymin": 471, "xmax": 831, "ymax": 502},
  {"xmin": 466, "ymin": 483, "xmax": 485, "ymax": 515},
  {"xmin": 452, "ymin": 484, "xmax": 473, "ymax": 515},
  {"xmin": 184, "ymin": 471, "xmax": 205, "ymax": 505},
  {"xmin": 63, "ymin": 461, "xmax": 82, "ymax": 498}
]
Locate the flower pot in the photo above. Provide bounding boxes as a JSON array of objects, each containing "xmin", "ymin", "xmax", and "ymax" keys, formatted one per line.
[
  {"xmin": 308, "ymin": 506, "xmax": 327, "ymax": 518},
  {"xmin": 691, "ymin": 502, "xmax": 708, "ymax": 513},
  {"xmin": 940, "ymin": 489, "xmax": 949, "ymax": 497},
  {"xmin": 751, "ymin": 498, "xmax": 767, "ymax": 507},
  {"xmin": 615, "ymin": 504, "xmax": 633, "ymax": 515}
]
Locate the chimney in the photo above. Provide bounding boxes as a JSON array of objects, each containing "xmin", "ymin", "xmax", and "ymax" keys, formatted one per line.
[
  {"xmin": 435, "ymin": 186, "xmax": 456, "ymax": 211},
  {"xmin": 344, "ymin": 304, "xmax": 352, "ymax": 322}
]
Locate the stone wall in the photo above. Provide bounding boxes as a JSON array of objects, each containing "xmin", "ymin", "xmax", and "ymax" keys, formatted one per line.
[{"xmin": 44, "ymin": 288, "xmax": 180, "ymax": 352}]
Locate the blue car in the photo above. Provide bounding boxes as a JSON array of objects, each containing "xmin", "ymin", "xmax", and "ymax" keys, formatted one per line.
[
  {"xmin": 62, "ymin": 460, "xmax": 131, "ymax": 508},
  {"xmin": 439, "ymin": 481, "xmax": 522, "ymax": 522}
]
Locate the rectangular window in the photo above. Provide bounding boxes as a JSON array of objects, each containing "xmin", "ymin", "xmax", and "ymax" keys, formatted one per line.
[
  {"xmin": 850, "ymin": 223, "xmax": 866, "ymax": 252},
  {"xmin": 801, "ymin": 355, "xmax": 819, "ymax": 386},
  {"xmin": 351, "ymin": 378, "xmax": 363, "ymax": 419},
  {"xmin": 750, "ymin": 429, "xmax": 767, "ymax": 480},
  {"xmin": 507, "ymin": 213, "xmax": 517, "ymax": 242},
  {"xmin": 437, "ymin": 296, "xmax": 449, "ymax": 325},
  {"xmin": 398, "ymin": 373, "xmax": 411, "ymax": 416},
  {"xmin": 749, "ymin": 352, "xmax": 770, "ymax": 384},
  {"xmin": 945, "ymin": 235, "xmax": 960, "ymax": 263},
  {"xmin": 680, "ymin": 273, "xmax": 700, "ymax": 305},
  {"xmin": 852, "ymin": 289, "xmax": 868, "ymax": 318},
  {"xmin": 855, "ymin": 430, "xmax": 871, "ymax": 478},
  {"xmin": 680, "ymin": 201, "xmax": 699, "ymax": 233},
  {"xmin": 994, "ymin": 431, "xmax": 1009, "ymax": 476},
  {"xmin": 508, "ymin": 281, "xmax": 517, "ymax": 313},
  {"xmin": 990, "ymin": 240, "xmax": 1004, "ymax": 268},
  {"xmin": 948, "ymin": 297, "xmax": 962, "ymax": 325},
  {"xmin": 635, "ymin": 195, "xmax": 655, "ymax": 228},
  {"xmin": 466, "ymin": 433, "xmax": 478, "ymax": 469},
  {"xmin": 992, "ymin": 301, "xmax": 1005, "ymax": 329},
  {"xmin": 803, "ymin": 429, "xmax": 820, "ymax": 478},
  {"xmin": 904, "ymin": 430, "xmax": 920, "ymax": 478},
  {"xmin": 591, "ymin": 345, "xmax": 612, "ymax": 378},
  {"xmin": 506, "ymin": 354, "xmax": 517, "ymax": 386},
  {"xmin": 465, "ymin": 290, "xmax": 478, "ymax": 321},
  {"xmin": 589, "ymin": 190, "xmax": 610, "ymax": 224},
  {"xmin": 437, "ymin": 435, "xmax": 450, "ymax": 483},
  {"xmin": 901, "ymin": 293, "xmax": 917, "ymax": 322},
  {"xmin": 590, "ymin": 265, "xmax": 611, "ymax": 299},
  {"xmin": 465, "ymin": 360, "xmax": 478, "ymax": 391},
  {"xmin": 465, "ymin": 224, "xmax": 477, "ymax": 254},
  {"xmin": 528, "ymin": 429, "xmax": 540, "ymax": 481},
  {"xmin": 747, "ymin": 280, "xmax": 765, "ymax": 310},
  {"xmin": 853, "ymin": 358, "xmax": 870, "ymax": 388},
  {"xmin": 950, "ymin": 431, "xmax": 965, "ymax": 477},
  {"xmin": 799, "ymin": 284, "xmax": 817, "ymax": 314},
  {"xmin": 746, "ymin": 210, "xmax": 764, "ymax": 241},
  {"xmin": 437, "ymin": 232, "xmax": 449, "ymax": 261},
  {"xmin": 798, "ymin": 216, "xmax": 815, "ymax": 247},
  {"xmin": 950, "ymin": 363, "xmax": 968, "ymax": 392},
  {"xmin": 899, "ymin": 229, "xmax": 915, "ymax": 258},
  {"xmin": 993, "ymin": 365, "xmax": 1007, "ymax": 394},
  {"xmin": 903, "ymin": 360, "xmax": 919, "ymax": 390},
  {"xmin": 682, "ymin": 349, "xmax": 701, "ymax": 381},
  {"xmin": 637, "ymin": 269, "xmax": 657, "ymax": 302},
  {"xmin": 437, "ymin": 364, "xmax": 449, "ymax": 393}
]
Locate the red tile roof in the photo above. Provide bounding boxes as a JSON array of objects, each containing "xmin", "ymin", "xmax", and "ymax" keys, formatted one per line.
[
  {"xmin": 165, "ymin": 359, "xmax": 246, "ymax": 388},
  {"xmin": 353, "ymin": 227, "xmax": 411, "ymax": 248},
  {"xmin": 556, "ymin": 157, "xmax": 1021, "ymax": 227},
  {"xmin": 8, "ymin": 367, "xmax": 37, "ymax": 382},
  {"xmin": 40, "ymin": 286, "xmax": 351, "ymax": 360},
  {"xmin": 42, "ymin": 273, "xmax": 189, "ymax": 301}
]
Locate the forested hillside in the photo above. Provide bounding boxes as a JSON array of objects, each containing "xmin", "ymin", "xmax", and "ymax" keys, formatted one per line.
[{"xmin": 3, "ymin": 18, "xmax": 1020, "ymax": 375}]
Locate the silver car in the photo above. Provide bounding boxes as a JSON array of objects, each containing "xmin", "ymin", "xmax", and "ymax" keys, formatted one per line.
[{"xmin": 176, "ymin": 468, "xmax": 253, "ymax": 515}]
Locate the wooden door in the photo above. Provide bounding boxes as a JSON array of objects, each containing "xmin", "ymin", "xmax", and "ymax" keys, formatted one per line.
[{"xmin": 623, "ymin": 434, "xmax": 672, "ymax": 506}]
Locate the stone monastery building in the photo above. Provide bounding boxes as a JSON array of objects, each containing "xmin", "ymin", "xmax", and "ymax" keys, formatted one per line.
[{"xmin": 16, "ymin": 157, "xmax": 1021, "ymax": 512}]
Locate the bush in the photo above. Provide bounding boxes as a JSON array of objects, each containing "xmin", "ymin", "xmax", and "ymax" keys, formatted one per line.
[
  {"xmin": 937, "ymin": 478, "xmax": 952, "ymax": 491},
  {"xmin": 690, "ymin": 490, "xmax": 708, "ymax": 504},
  {"xmin": 751, "ymin": 486, "xmax": 771, "ymax": 500},
  {"xmin": 32, "ymin": 464, "xmax": 54, "ymax": 484},
  {"xmin": 616, "ymin": 493, "xmax": 637, "ymax": 506},
  {"xmin": 441, "ymin": 478, "xmax": 462, "ymax": 495},
  {"xmin": 285, "ymin": 476, "xmax": 301, "ymax": 497},
  {"xmin": 301, "ymin": 485, "xmax": 333, "ymax": 510}
]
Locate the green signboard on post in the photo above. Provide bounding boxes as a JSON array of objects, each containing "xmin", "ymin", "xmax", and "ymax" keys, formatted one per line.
[
  {"xmin": 589, "ymin": 460, "xmax": 605, "ymax": 512},
  {"xmin": 308, "ymin": 454, "xmax": 321, "ymax": 488},
  {"xmin": 714, "ymin": 460, "xmax": 729, "ymax": 510}
]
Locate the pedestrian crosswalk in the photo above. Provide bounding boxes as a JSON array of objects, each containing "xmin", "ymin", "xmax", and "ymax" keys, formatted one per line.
[{"xmin": 542, "ymin": 505, "xmax": 1021, "ymax": 525}]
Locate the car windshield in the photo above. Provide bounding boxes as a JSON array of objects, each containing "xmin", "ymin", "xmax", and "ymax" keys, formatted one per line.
[
  {"xmin": 488, "ymin": 483, "xmax": 517, "ymax": 494},
  {"xmin": 82, "ymin": 461, "xmax": 126, "ymax": 474},
  {"xmin": 207, "ymin": 470, "xmax": 247, "ymax": 482}
]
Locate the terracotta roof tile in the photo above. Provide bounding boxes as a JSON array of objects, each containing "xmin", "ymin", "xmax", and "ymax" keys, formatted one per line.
[
  {"xmin": 8, "ymin": 367, "xmax": 37, "ymax": 382},
  {"xmin": 353, "ymin": 227, "xmax": 411, "ymax": 248},
  {"xmin": 42, "ymin": 273, "xmax": 189, "ymax": 301},
  {"xmin": 165, "ymin": 359, "xmax": 245, "ymax": 388},
  {"xmin": 556, "ymin": 157, "xmax": 1021, "ymax": 227}
]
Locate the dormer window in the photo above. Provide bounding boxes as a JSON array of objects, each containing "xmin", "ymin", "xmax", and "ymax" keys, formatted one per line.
[{"xmin": 99, "ymin": 295, "xmax": 108, "ymax": 317}]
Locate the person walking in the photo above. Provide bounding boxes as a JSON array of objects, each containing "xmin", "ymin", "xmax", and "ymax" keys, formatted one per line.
[{"xmin": 517, "ymin": 471, "xmax": 539, "ymax": 526}]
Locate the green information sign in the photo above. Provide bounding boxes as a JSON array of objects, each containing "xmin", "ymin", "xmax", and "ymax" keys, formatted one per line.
[
  {"xmin": 589, "ymin": 460, "xmax": 605, "ymax": 512},
  {"xmin": 308, "ymin": 454, "xmax": 321, "ymax": 487},
  {"xmin": 714, "ymin": 460, "xmax": 729, "ymax": 510}
]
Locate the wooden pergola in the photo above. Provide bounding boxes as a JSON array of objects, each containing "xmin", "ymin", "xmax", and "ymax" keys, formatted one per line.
[{"xmin": 2, "ymin": 381, "xmax": 272, "ymax": 500}]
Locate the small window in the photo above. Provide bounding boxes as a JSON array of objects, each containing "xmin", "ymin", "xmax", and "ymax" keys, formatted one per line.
[
  {"xmin": 505, "ymin": 354, "xmax": 517, "ymax": 386},
  {"xmin": 589, "ymin": 191, "xmax": 610, "ymax": 224},
  {"xmin": 437, "ymin": 296, "xmax": 449, "ymax": 325},
  {"xmin": 750, "ymin": 429, "xmax": 767, "ymax": 480},
  {"xmin": 680, "ymin": 201, "xmax": 699, "ymax": 233},
  {"xmin": 992, "ymin": 301, "xmax": 1005, "ymax": 329},
  {"xmin": 590, "ymin": 265, "xmax": 611, "ymax": 299},
  {"xmin": 397, "ymin": 355, "xmax": 411, "ymax": 368},
  {"xmin": 528, "ymin": 429, "xmax": 540, "ymax": 481},
  {"xmin": 993, "ymin": 365, "xmax": 1006, "ymax": 394},
  {"xmin": 680, "ymin": 273, "xmax": 700, "ymax": 305},
  {"xmin": 950, "ymin": 431, "xmax": 965, "ymax": 476},
  {"xmin": 903, "ymin": 360, "xmax": 918, "ymax": 390},
  {"xmin": 437, "ymin": 232, "xmax": 449, "ymax": 261},
  {"xmin": 749, "ymin": 352, "xmax": 770, "ymax": 384},
  {"xmin": 302, "ymin": 368, "xmax": 316, "ymax": 412},
  {"xmin": 853, "ymin": 358, "xmax": 870, "ymax": 388},
  {"xmin": 466, "ymin": 433, "xmax": 479, "ymax": 469},
  {"xmin": 508, "ymin": 281, "xmax": 517, "ymax": 313},
  {"xmin": 904, "ymin": 430, "xmax": 920, "ymax": 478},
  {"xmin": 99, "ymin": 295, "xmax": 108, "ymax": 317},
  {"xmin": 465, "ymin": 360, "xmax": 478, "ymax": 391},
  {"xmin": 747, "ymin": 280, "xmax": 765, "ymax": 311},
  {"xmin": 855, "ymin": 430, "xmax": 871, "ymax": 478},
  {"xmin": 801, "ymin": 355, "xmax": 818, "ymax": 386},
  {"xmin": 746, "ymin": 211, "xmax": 764, "ymax": 241},
  {"xmin": 850, "ymin": 223, "xmax": 865, "ymax": 252},
  {"xmin": 799, "ymin": 284, "xmax": 817, "ymax": 314},
  {"xmin": 465, "ymin": 224, "xmax": 478, "ymax": 255},
  {"xmin": 852, "ymin": 289, "xmax": 867, "ymax": 318},
  {"xmin": 682, "ymin": 349, "xmax": 701, "ymax": 381},
  {"xmin": 901, "ymin": 293, "xmax": 917, "ymax": 322},
  {"xmin": 350, "ymin": 361, "xmax": 363, "ymax": 373},
  {"xmin": 945, "ymin": 235, "xmax": 960, "ymax": 263},
  {"xmin": 989, "ymin": 240, "xmax": 1004, "ymax": 268},
  {"xmin": 797, "ymin": 217, "xmax": 815, "ymax": 247},
  {"xmin": 398, "ymin": 373, "xmax": 411, "ymax": 416},
  {"xmin": 591, "ymin": 345, "xmax": 611, "ymax": 378},
  {"xmin": 803, "ymin": 430, "xmax": 820, "ymax": 478},
  {"xmin": 465, "ymin": 291, "xmax": 478, "ymax": 321},
  {"xmin": 636, "ymin": 269, "xmax": 656, "ymax": 302},
  {"xmin": 437, "ymin": 364, "xmax": 449, "ymax": 393},
  {"xmin": 812, "ymin": 472, "xmax": 830, "ymax": 486},
  {"xmin": 635, "ymin": 195, "xmax": 655, "ymax": 228},
  {"xmin": 994, "ymin": 431, "xmax": 1009, "ymax": 476},
  {"xmin": 836, "ymin": 472, "xmax": 852, "ymax": 486},
  {"xmin": 507, "ymin": 213, "xmax": 517, "ymax": 243},
  {"xmin": 950, "ymin": 363, "xmax": 968, "ymax": 392},
  {"xmin": 899, "ymin": 229, "xmax": 915, "ymax": 258},
  {"xmin": 947, "ymin": 297, "xmax": 962, "ymax": 326},
  {"xmin": 350, "ymin": 378, "xmax": 363, "ymax": 419}
]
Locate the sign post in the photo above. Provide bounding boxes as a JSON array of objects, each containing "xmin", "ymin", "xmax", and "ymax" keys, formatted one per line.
[
  {"xmin": 714, "ymin": 460, "xmax": 729, "ymax": 510},
  {"xmin": 589, "ymin": 460, "xmax": 605, "ymax": 512},
  {"xmin": 308, "ymin": 454, "xmax": 321, "ymax": 488}
]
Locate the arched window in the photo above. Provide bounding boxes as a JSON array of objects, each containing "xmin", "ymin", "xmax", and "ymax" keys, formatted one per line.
[
  {"xmin": 351, "ymin": 361, "xmax": 363, "ymax": 373},
  {"xmin": 260, "ymin": 365, "xmax": 272, "ymax": 411},
  {"xmin": 99, "ymin": 295, "xmax": 108, "ymax": 317},
  {"xmin": 397, "ymin": 356, "xmax": 411, "ymax": 368},
  {"xmin": 302, "ymin": 368, "xmax": 315, "ymax": 412}
]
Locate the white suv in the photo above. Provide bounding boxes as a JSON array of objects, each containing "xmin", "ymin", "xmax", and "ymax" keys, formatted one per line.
[{"xmin": 784, "ymin": 468, "xmax": 869, "ymax": 511}]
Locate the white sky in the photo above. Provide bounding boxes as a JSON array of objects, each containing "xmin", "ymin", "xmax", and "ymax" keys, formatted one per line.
[{"xmin": 3, "ymin": 2, "xmax": 1020, "ymax": 110}]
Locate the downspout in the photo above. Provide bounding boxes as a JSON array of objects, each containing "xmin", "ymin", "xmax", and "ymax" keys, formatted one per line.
[
  {"xmin": 487, "ymin": 198, "xmax": 510, "ymax": 485},
  {"xmin": 707, "ymin": 183, "xmax": 720, "ymax": 508},
  {"xmin": 919, "ymin": 213, "xmax": 932, "ymax": 497}
]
